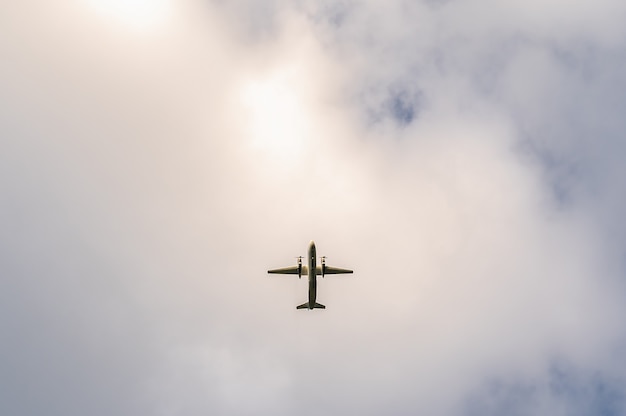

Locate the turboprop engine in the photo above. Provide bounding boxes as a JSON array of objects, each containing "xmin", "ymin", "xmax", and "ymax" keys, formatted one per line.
[{"xmin": 296, "ymin": 256, "xmax": 303, "ymax": 278}]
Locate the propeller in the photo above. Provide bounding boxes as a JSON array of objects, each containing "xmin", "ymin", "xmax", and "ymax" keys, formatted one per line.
[{"xmin": 295, "ymin": 256, "xmax": 303, "ymax": 278}]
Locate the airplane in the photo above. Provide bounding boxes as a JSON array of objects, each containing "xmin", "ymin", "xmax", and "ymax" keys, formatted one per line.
[{"xmin": 268, "ymin": 240, "xmax": 353, "ymax": 310}]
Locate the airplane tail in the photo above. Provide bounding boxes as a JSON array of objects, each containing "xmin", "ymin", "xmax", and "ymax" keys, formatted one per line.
[{"xmin": 296, "ymin": 302, "xmax": 326, "ymax": 310}]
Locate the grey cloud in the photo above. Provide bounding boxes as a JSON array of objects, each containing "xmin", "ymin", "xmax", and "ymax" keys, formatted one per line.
[{"xmin": 464, "ymin": 361, "xmax": 626, "ymax": 416}]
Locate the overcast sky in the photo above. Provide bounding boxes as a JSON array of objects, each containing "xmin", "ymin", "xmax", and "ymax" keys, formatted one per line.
[{"xmin": 2, "ymin": 1, "xmax": 626, "ymax": 415}]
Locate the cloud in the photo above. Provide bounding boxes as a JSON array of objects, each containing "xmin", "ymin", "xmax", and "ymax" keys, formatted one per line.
[
  {"xmin": 1, "ymin": 0, "xmax": 626, "ymax": 415},
  {"xmin": 465, "ymin": 360, "xmax": 625, "ymax": 416}
]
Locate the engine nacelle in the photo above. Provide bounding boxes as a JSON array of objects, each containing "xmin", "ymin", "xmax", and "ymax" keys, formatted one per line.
[
  {"xmin": 321, "ymin": 256, "xmax": 326, "ymax": 277},
  {"xmin": 297, "ymin": 256, "xmax": 303, "ymax": 279}
]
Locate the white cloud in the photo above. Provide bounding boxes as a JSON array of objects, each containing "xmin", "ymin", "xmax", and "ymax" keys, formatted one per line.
[{"xmin": 1, "ymin": 0, "xmax": 626, "ymax": 415}]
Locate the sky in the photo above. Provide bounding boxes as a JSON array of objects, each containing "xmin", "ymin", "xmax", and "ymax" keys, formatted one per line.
[{"xmin": 2, "ymin": 0, "xmax": 626, "ymax": 415}]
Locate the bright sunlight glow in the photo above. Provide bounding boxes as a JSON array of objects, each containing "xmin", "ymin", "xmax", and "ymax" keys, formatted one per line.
[
  {"xmin": 87, "ymin": 0, "xmax": 171, "ymax": 29},
  {"xmin": 240, "ymin": 73, "xmax": 311, "ymax": 161}
]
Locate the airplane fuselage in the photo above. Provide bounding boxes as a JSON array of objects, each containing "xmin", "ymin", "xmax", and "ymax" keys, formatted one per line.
[{"xmin": 307, "ymin": 240, "xmax": 317, "ymax": 309}]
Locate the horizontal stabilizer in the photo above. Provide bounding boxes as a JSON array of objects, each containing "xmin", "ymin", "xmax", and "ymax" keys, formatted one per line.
[{"xmin": 296, "ymin": 302, "xmax": 326, "ymax": 310}]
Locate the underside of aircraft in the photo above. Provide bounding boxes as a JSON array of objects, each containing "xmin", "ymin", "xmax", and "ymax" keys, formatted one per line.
[{"xmin": 268, "ymin": 240, "xmax": 353, "ymax": 310}]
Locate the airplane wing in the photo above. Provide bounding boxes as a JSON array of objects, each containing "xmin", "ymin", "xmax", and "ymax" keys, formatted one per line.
[
  {"xmin": 316, "ymin": 266, "xmax": 353, "ymax": 275},
  {"xmin": 268, "ymin": 265, "xmax": 309, "ymax": 275}
]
